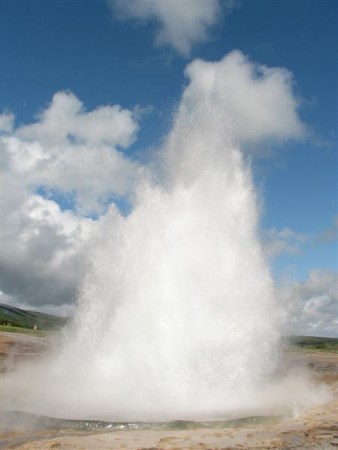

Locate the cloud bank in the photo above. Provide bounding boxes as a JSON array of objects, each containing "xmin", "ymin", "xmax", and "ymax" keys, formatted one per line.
[
  {"xmin": 285, "ymin": 270, "xmax": 338, "ymax": 337},
  {"xmin": 1, "ymin": 92, "xmax": 140, "ymax": 310},
  {"xmin": 112, "ymin": 0, "xmax": 226, "ymax": 56},
  {"xmin": 2, "ymin": 194, "xmax": 92, "ymax": 315}
]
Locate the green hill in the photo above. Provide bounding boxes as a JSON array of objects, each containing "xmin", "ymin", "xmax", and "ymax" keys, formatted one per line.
[
  {"xmin": 0, "ymin": 303, "xmax": 68, "ymax": 331},
  {"xmin": 288, "ymin": 335, "xmax": 338, "ymax": 352}
]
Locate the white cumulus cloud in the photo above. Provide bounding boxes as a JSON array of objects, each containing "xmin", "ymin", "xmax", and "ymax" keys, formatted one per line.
[
  {"xmin": 17, "ymin": 91, "xmax": 138, "ymax": 148},
  {"xmin": 184, "ymin": 50, "xmax": 307, "ymax": 147},
  {"xmin": 1, "ymin": 193, "xmax": 93, "ymax": 312},
  {"xmin": 283, "ymin": 270, "xmax": 338, "ymax": 337},
  {"xmin": 1, "ymin": 91, "xmax": 142, "ymax": 312},
  {"xmin": 263, "ymin": 227, "xmax": 308, "ymax": 258},
  {"xmin": 111, "ymin": 0, "xmax": 226, "ymax": 56},
  {"xmin": 0, "ymin": 112, "xmax": 15, "ymax": 133},
  {"xmin": 3, "ymin": 91, "xmax": 141, "ymax": 215}
]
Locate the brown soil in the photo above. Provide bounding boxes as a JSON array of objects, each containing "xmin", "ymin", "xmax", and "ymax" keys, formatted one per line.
[{"xmin": 0, "ymin": 332, "xmax": 50, "ymax": 372}]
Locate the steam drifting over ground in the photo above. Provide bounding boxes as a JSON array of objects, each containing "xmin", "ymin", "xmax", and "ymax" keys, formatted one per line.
[{"xmin": 2, "ymin": 52, "xmax": 330, "ymax": 421}]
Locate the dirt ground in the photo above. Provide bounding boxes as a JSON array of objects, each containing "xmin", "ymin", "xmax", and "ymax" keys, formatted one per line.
[
  {"xmin": 1, "ymin": 331, "xmax": 337, "ymax": 450},
  {"xmin": 0, "ymin": 331, "xmax": 50, "ymax": 372}
]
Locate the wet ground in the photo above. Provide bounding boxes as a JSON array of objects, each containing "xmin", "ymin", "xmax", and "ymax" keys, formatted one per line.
[
  {"xmin": 0, "ymin": 331, "xmax": 50, "ymax": 372},
  {"xmin": 1, "ymin": 331, "xmax": 337, "ymax": 449}
]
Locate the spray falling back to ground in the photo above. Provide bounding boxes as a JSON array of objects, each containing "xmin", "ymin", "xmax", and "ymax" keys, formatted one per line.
[
  {"xmin": 64, "ymin": 67, "xmax": 281, "ymax": 419},
  {"xmin": 2, "ymin": 52, "xmax": 329, "ymax": 421}
]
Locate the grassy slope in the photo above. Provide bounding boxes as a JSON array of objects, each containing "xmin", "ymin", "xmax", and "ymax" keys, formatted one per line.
[
  {"xmin": 0, "ymin": 303, "xmax": 68, "ymax": 331},
  {"xmin": 287, "ymin": 335, "xmax": 338, "ymax": 353}
]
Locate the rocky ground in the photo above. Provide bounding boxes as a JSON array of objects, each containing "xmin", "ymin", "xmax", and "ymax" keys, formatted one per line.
[{"xmin": 1, "ymin": 331, "xmax": 337, "ymax": 449}]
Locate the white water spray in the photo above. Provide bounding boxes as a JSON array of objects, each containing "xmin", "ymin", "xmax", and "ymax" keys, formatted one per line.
[{"xmin": 4, "ymin": 54, "xmax": 328, "ymax": 422}]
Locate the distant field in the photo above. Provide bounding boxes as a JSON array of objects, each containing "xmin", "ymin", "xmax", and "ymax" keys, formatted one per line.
[
  {"xmin": 1, "ymin": 303, "xmax": 337, "ymax": 354},
  {"xmin": 287, "ymin": 335, "xmax": 338, "ymax": 353},
  {"xmin": 0, "ymin": 324, "xmax": 47, "ymax": 335},
  {"xmin": 0, "ymin": 303, "xmax": 68, "ymax": 332}
]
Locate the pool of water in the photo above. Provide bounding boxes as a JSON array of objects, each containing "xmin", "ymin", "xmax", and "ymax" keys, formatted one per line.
[
  {"xmin": 0, "ymin": 410, "xmax": 284, "ymax": 449},
  {"xmin": 3, "ymin": 409, "xmax": 282, "ymax": 431}
]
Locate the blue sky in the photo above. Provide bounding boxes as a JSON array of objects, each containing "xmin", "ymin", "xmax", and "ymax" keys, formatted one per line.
[{"xmin": 1, "ymin": 0, "xmax": 337, "ymax": 334}]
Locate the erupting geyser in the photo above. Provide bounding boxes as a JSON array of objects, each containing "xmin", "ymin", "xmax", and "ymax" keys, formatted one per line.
[{"xmin": 4, "ymin": 53, "xmax": 300, "ymax": 421}]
